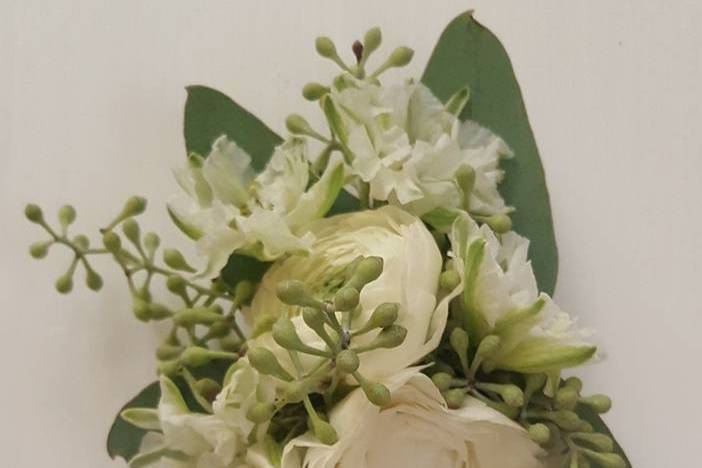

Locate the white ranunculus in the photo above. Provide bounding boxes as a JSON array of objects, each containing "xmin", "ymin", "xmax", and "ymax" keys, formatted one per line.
[
  {"xmin": 247, "ymin": 206, "xmax": 458, "ymax": 381},
  {"xmin": 450, "ymin": 213, "xmax": 596, "ymax": 373},
  {"xmin": 329, "ymin": 78, "xmax": 512, "ymax": 217},
  {"xmin": 280, "ymin": 368, "xmax": 544, "ymax": 468},
  {"xmin": 168, "ymin": 136, "xmax": 345, "ymax": 277}
]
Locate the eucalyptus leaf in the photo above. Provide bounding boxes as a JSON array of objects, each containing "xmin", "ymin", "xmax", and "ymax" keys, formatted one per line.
[{"xmin": 422, "ymin": 11, "xmax": 558, "ymax": 295}]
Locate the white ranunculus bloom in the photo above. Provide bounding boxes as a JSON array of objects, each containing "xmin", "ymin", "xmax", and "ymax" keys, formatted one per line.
[
  {"xmin": 330, "ymin": 78, "xmax": 512, "ymax": 217},
  {"xmin": 168, "ymin": 136, "xmax": 345, "ymax": 277},
  {"xmin": 247, "ymin": 206, "xmax": 459, "ymax": 380},
  {"xmin": 280, "ymin": 368, "xmax": 544, "ymax": 468},
  {"xmin": 450, "ymin": 213, "xmax": 596, "ymax": 373}
]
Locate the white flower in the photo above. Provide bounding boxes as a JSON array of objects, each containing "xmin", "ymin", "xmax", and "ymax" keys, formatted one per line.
[
  {"xmin": 329, "ymin": 78, "xmax": 512, "ymax": 217},
  {"xmin": 280, "ymin": 368, "xmax": 544, "ymax": 468},
  {"xmin": 168, "ymin": 136, "xmax": 345, "ymax": 277},
  {"xmin": 450, "ymin": 213, "xmax": 596, "ymax": 373},
  {"xmin": 247, "ymin": 206, "xmax": 459, "ymax": 381}
]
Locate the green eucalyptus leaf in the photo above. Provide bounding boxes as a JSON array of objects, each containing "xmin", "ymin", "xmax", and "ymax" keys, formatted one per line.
[
  {"xmin": 219, "ymin": 253, "xmax": 270, "ymax": 289},
  {"xmin": 184, "ymin": 85, "xmax": 282, "ymax": 171},
  {"xmin": 421, "ymin": 12, "xmax": 558, "ymax": 295}
]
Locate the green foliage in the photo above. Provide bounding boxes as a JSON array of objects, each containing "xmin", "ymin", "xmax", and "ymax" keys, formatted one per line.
[{"xmin": 422, "ymin": 12, "xmax": 558, "ymax": 295}]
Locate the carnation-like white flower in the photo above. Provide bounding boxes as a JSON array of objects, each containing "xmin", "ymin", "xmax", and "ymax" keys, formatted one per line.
[
  {"xmin": 329, "ymin": 78, "xmax": 512, "ymax": 217},
  {"xmin": 168, "ymin": 136, "xmax": 345, "ymax": 277},
  {"xmin": 450, "ymin": 213, "xmax": 596, "ymax": 373},
  {"xmin": 247, "ymin": 206, "xmax": 458, "ymax": 381},
  {"xmin": 280, "ymin": 368, "xmax": 544, "ymax": 468},
  {"xmin": 127, "ymin": 369, "xmax": 276, "ymax": 468}
]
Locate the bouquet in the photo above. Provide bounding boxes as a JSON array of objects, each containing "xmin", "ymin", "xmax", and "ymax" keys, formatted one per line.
[{"xmin": 25, "ymin": 11, "xmax": 629, "ymax": 468}]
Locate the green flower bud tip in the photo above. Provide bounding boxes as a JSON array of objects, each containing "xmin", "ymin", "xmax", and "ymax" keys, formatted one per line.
[
  {"xmin": 388, "ymin": 46, "xmax": 414, "ymax": 67},
  {"xmin": 58, "ymin": 204, "xmax": 76, "ymax": 227},
  {"xmin": 248, "ymin": 347, "xmax": 293, "ymax": 381},
  {"xmin": 123, "ymin": 196, "xmax": 147, "ymax": 217},
  {"xmin": 86, "ymin": 269, "xmax": 103, "ymax": 291},
  {"xmin": 302, "ymin": 82, "xmax": 329, "ymax": 101},
  {"xmin": 283, "ymin": 380, "xmax": 309, "ymax": 403},
  {"xmin": 572, "ymin": 432, "xmax": 614, "ymax": 452},
  {"xmin": 549, "ymin": 410, "xmax": 583, "ymax": 431},
  {"xmin": 431, "ymin": 372, "xmax": 452, "ymax": 392},
  {"xmin": 335, "ymin": 349, "xmax": 359, "ymax": 373},
  {"xmin": 122, "ymin": 218, "xmax": 140, "ymax": 243},
  {"xmin": 247, "ymin": 402, "xmax": 275, "ymax": 424},
  {"xmin": 29, "ymin": 241, "xmax": 51, "ymax": 259},
  {"xmin": 180, "ymin": 346, "xmax": 216, "ymax": 367},
  {"xmin": 315, "ymin": 36, "xmax": 337, "ymax": 58},
  {"xmin": 173, "ymin": 307, "xmax": 223, "ymax": 327},
  {"xmin": 350, "ymin": 256, "xmax": 383, "ymax": 288},
  {"xmin": 364, "ymin": 382, "xmax": 391, "ymax": 407},
  {"xmin": 147, "ymin": 303, "xmax": 171, "ymax": 320},
  {"xmin": 24, "ymin": 203, "xmax": 44, "ymax": 223},
  {"xmin": 132, "ymin": 297, "xmax": 151, "ymax": 322},
  {"xmin": 449, "ymin": 327, "xmax": 469, "ymax": 357},
  {"xmin": 580, "ymin": 394, "xmax": 612, "ymax": 413},
  {"xmin": 370, "ymin": 303, "xmax": 399, "ymax": 328},
  {"xmin": 485, "ymin": 214, "xmax": 512, "ymax": 234},
  {"xmin": 195, "ymin": 378, "xmax": 222, "ymax": 401},
  {"xmin": 302, "ymin": 307, "xmax": 327, "ymax": 331},
  {"xmin": 527, "ymin": 423, "xmax": 551, "ymax": 444},
  {"xmin": 311, "ymin": 418, "xmax": 339, "ymax": 445},
  {"xmin": 207, "ymin": 321, "xmax": 230, "ymax": 338},
  {"xmin": 73, "ymin": 235, "xmax": 89, "ymax": 250},
  {"xmin": 581, "ymin": 450, "xmax": 626, "ymax": 468},
  {"xmin": 102, "ymin": 231, "xmax": 121, "ymax": 252},
  {"xmin": 234, "ymin": 280, "xmax": 255, "ymax": 304},
  {"xmin": 166, "ymin": 274, "xmax": 186, "ymax": 293},
  {"xmin": 564, "ymin": 376, "xmax": 583, "ymax": 392},
  {"xmin": 156, "ymin": 344, "xmax": 183, "ymax": 361},
  {"xmin": 555, "ymin": 387, "xmax": 579, "ymax": 410},
  {"xmin": 500, "ymin": 385, "xmax": 524, "ymax": 407},
  {"xmin": 360, "ymin": 324, "xmax": 406, "ymax": 351},
  {"xmin": 55, "ymin": 274, "xmax": 73, "ymax": 294},
  {"xmin": 363, "ymin": 27, "xmax": 382, "ymax": 54},
  {"xmin": 444, "ymin": 388, "xmax": 466, "ymax": 409},
  {"xmin": 163, "ymin": 248, "xmax": 196, "ymax": 273},
  {"xmin": 285, "ymin": 114, "xmax": 313, "ymax": 135},
  {"xmin": 476, "ymin": 335, "xmax": 501, "ymax": 359},
  {"xmin": 272, "ymin": 318, "xmax": 328, "ymax": 357},
  {"xmin": 276, "ymin": 280, "xmax": 320, "ymax": 308},
  {"xmin": 439, "ymin": 270, "xmax": 461, "ymax": 291},
  {"xmin": 334, "ymin": 287, "xmax": 359, "ymax": 311},
  {"xmin": 157, "ymin": 359, "xmax": 180, "ymax": 376},
  {"xmin": 143, "ymin": 232, "xmax": 160, "ymax": 252}
]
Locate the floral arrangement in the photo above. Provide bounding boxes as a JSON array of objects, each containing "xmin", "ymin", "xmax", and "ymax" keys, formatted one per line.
[{"xmin": 25, "ymin": 12, "xmax": 629, "ymax": 468}]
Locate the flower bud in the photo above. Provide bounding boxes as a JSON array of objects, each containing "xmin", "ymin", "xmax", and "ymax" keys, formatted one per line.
[
  {"xmin": 156, "ymin": 344, "xmax": 183, "ymax": 361},
  {"xmin": 132, "ymin": 297, "xmax": 151, "ymax": 322},
  {"xmin": 157, "ymin": 359, "xmax": 180, "ymax": 376},
  {"xmin": 102, "ymin": 231, "xmax": 121, "ymax": 253},
  {"xmin": 364, "ymin": 382, "xmax": 391, "ymax": 407},
  {"xmin": 85, "ymin": 269, "xmax": 103, "ymax": 291},
  {"xmin": 449, "ymin": 328, "xmax": 469, "ymax": 361},
  {"xmin": 564, "ymin": 376, "xmax": 583, "ymax": 392},
  {"xmin": 272, "ymin": 318, "xmax": 329, "ymax": 357},
  {"xmin": 455, "ymin": 165, "xmax": 476, "ymax": 196},
  {"xmin": 388, "ymin": 47, "xmax": 414, "ymax": 67},
  {"xmin": 431, "ymin": 372, "xmax": 452, "ymax": 392},
  {"xmin": 55, "ymin": 273, "xmax": 73, "ymax": 294},
  {"xmin": 528, "ymin": 423, "xmax": 551, "ymax": 444},
  {"xmin": 334, "ymin": 287, "xmax": 359, "ymax": 311},
  {"xmin": 276, "ymin": 280, "xmax": 322, "ymax": 308},
  {"xmin": 335, "ymin": 349, "xmax": 359, "ymax": 373},
  {"xmin": 310, "ymin": 417, "xmax": 338, "ymax": 445},
  {"xmin": 525, "ymin": 374, "xmax": 547, "ymax": 396},
  {"xmin": 72, "ymin": 235, "xmax": 89, "ymax": 251},
  {"xmin": 285, "ymin": 114, "xmax": 314, "ymax": 136},
  {"xmin": 58, "ymin": 204, "xmax": 76, "ymax": 228},
  {"xmin": 581, "ymin": 450, "xmax": 626, "ymax": 468},
  {"xmin": 194, "ymin": 378, "xmax": 221, "ymax": 401},
  {"xmin": 166, "ymin": 274, "xmax": 187, "ymax": 294},
  {"xmin": 579, "ymin": 394, "xmax": 612, "ymax": 413},
  {"xmin": 439, "ymin": 270, "xmax": 461, "ymax": 291},
  {"xmin": 234, "ymin": 280, "xmax": 255, "ymax": 304},
  {"xmin": 355, "ymin": 325, "xmax": 406, "ymax": 353},
  {"xmin": 122, "ymin": 196, "xmax": 147, "ymax": 217},
  {"xmin": 572, "ymin": 432, "xmax": 614, "ymax": 452},
  {"xmin": 348, "ymin": 256, "xmax": 383, "ymax": 290},
  {"xmin": 484, "ymin": 214, "xmax": 512, "ymax": 234},
  {"xmin": 180, "ymin": 346, "xmax": 214, "ymax": 367},
  {"xmin": 173, "ymin": 307, "xmax": 223, "ymax": 327},
  {"xmin": 500, "ymin": 385, "xmax": 524, "ymax": 407},
  {"xmin": 247, "ymin": 402, "xmax": 275, "ymax": 424},
  {"xmin": 302, "ymin": 82, "xmax": 329, "ymax": 101},
  {"xmin": 315, "ymin": 36, "xmax": 337, "ymax": 58},
  {"xmin": 29, "ymin": 241, "xmax": 51, "ymax": 259},
  {"xmin": 363, "ymin": 27, "xmax": 382, "ymax": 55},
  {"xmin": 302, "ymin": 307, "xmax": 327, "ymax": 333},
  {"xmin": 163, "ymin": 248, "xmax": 196, "ymax": 273},
  {"xmin": 122, "ymin": 218, "xmax": 140, "ymax": 245},
  {"xmin": 207, "ymin": 321, "xmax": 230, "ymax": 339},
  {"xmin": 24, "ymin": 203, "xmax": 44, "ymax": 223},
  {"xmin": 555, "ymin": 386, "xmax": 579, "ymax": 410},
  {"xmin": 369, "ymin": 303, "xmax": 399, "ymax": 329},
  {"xmin": 147, "ymin": 303, "xmax": 171, "ymax": 320},
  {"xmin": 143, "ymin": 232, "xmax": 160, "ymax": 254},
  {"xmin": 248, "ymin": 347, "xmax": 294, "ymax": 381},
  {"xmin": 548, "ymin": 410, "xmax": 583, "ymax": 431},
  {"xmin": 475, "ymin": 335, "xmax": 501, "ymax": 360},
  {"xmin": 444, "ymin": 388, "xmax": 466, "ymax": 409},
  {"xmin": 282, "ymin": 380, "xmax": 309, "ymax": 403}
]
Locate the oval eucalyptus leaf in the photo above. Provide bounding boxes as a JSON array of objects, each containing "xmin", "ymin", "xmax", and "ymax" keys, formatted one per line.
[
  {"xmin": 421, "ymin": 11, "xmax": 558, "ymax": 295},
  {"xmin": 184, "ymin": 85, "xmax": 282, "ymax": 171}
]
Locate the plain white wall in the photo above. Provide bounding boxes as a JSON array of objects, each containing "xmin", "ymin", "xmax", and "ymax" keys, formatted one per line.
[{"xmin": 2, "ymin": 0, "xmax": 700, "ymax": 466}]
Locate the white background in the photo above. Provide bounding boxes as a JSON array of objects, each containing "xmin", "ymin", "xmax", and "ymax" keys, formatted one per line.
[{"xmin": 2, "ymin": 0, "xmax": 700, "ymax": 466}]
